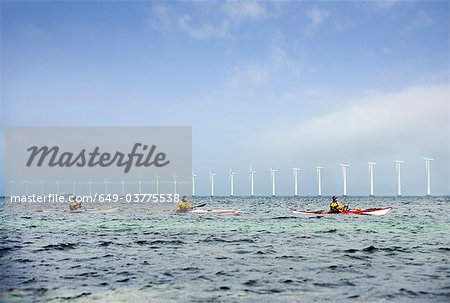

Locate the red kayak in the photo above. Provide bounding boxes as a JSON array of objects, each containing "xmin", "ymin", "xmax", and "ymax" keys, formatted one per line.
[{"xmin": 292, "ymin": 207, "xmax": 392, "ymax": 216}]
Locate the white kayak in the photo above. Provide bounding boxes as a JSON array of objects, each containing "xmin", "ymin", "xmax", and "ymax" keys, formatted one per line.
[
  {"xmin": 70, "ymin": 207, "xmax": 120, "ymax": 214},
  {"xmin": 191, "ymin": 209, "xmax": 240, "ymax": 215}
]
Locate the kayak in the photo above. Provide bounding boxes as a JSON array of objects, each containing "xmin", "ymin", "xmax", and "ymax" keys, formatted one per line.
[
  {"xmin": 292, "ymin": 207, "xmax": 392, "ymax": 216},
  {"xmin": 70, "ymin": 207, "xmax": 120, "ymax": 214},
  {"xmin": 191, "ymin": 209, "xmax": 240, "ymax": 215}
]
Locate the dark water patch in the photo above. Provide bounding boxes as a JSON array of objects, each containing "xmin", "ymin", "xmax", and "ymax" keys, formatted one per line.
[
  {"xmin": 202, "ymin": 236, "xmax": 255, "ymax": 243},
  {"xmin": 193, "ymin": 275, "xmax": 213, "ymax": 282},
  {"xmin": 275, "ymin": 255, "xmax": 305, "ymax": 260},
  {"xmin": 272, "ymin": 216, "xmax": 295, "ymax": 220},
  {"xmin": 58, "ymin": 292, "xmax": 91, "ymax": 299},
  {"xmin": 78, "ymin": 271, "xmax": 100, "ymax": 278},
  {"xmin": 215, "ymin": 256, "xmax": 230, "ymax": 260},
  {"xmin": 116, "ymin": 278, "xmax": 130, "ymax": 282},
  {"xmin": 243, "ymin": 279, "xmax": 259, "ymax": 286},
  {"xmin": 21, "ymin": 278, "xmax": 36, "ymax": 284},
  {"xmin": 255, "ymin": 249, "xmax": 276, "ymax": 255},
  {"xmin": 215, "ymin": 271, "xmax": 232, "ymax": 277},
  {"xmin": 98, "ymin": 241, "xmax": 113, "ymax": 247},
  {"xmin": 323, "ymin": 229, "xmax": 338, "ymax": 233},
  {"xmin": 362, "ymin": 245, "xmax": 378, "ymax": 253},
  {"xmin": 344, "ymin": 254, "xmax": 371, "ymax": 261},
  {"xmin": 41, "ymin": 243, "xmax": 77, "ymax": 251},
  {"xmin": 16, "ymin": 258, "xmax": 33, "ymax": 263},
  {"xmin": 399, "ymin": 288, "xmax": 418, "ymax": 296},
  {"xmin": 219, "ymin": 286, "xmax": 230, "ymax": 290},
  {"xmin": 182, "ymin": 266, "xmax": 200, "ymax": 272},
  {"xmin": 345, "ymin": 248, "xmax": 359, "ymax": 253},
  {"xmin": 438, "ymin": 247, "xmax": 450, "ymax": 251},
  {"xmin": 313, "ymin": 282, "xmax": 340, "ymax": 288}
]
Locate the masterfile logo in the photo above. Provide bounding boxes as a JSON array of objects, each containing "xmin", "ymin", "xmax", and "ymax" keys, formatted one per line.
[
  {"xmin": 6, "ymin": 126, "xmax": 192, "ymax": 196},
  {"xmin": 26, "ymin": 143, "xmax": 171, "ymax": 173}
]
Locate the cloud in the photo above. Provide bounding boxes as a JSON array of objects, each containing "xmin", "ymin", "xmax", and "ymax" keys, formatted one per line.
[
  {"xmin": 305, "ymin": 6, "xmax": 330, "ymax": 35},
  {"xmin": 229, "ymin": 46, "xmax": 299, "ymax": 88},
  {"xmin": 374, "ymin": 0, "xmax": 401, "ymax": 10},
  {"xmin": 253, "ymin": 84, "xmax": 449, "ymax": 161},
  {"xmin": 148, "ymin": 1, "xmax": 274, "ymax": 39},
  {"xmin": 222, "ymin": 1, "xmax": 269, "ymax": 21},
  {"xmin": 178, "ymin": 14, "xmax": 229, "ymax": 39},
  {"xmin": 150, "ymin": 5, "xmax": 174, "ymax": 34}
]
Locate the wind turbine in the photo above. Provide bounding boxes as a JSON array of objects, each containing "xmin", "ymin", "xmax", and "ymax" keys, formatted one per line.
[
  {"xmin": 104, "ymin": 178, "xmax": 108, "ymax": 195},
  {"xmin": 340, "ymin": 164, "xmax": 349, "ymax": 197},
  {"xmin": 423, "ymin": 157, "xmax": 433, "ymax": 196},
  {"xmin": 209, "ymin": 170, "xmax": 216, "ymax": 197},
  {"xmin": 73, "ymin": 179, "xmax": 76, "ymax": 195},
  {"xmin": 368, "ymin": 162, "xmax": 376, "ymax": 196},
  {"xmin": 395, "ymin": 160, "xmax": 404, "ymax": 196},
  {"xmin": 192, "ymin": 172, "xmax": 197, "ymax": 196},
  {"xmin": 293, "ymin": 168, "xmax": 300, "ymax": 197},
  {"xmin": 122, "ymin": 178, "xmax": 125, "ymax": 196},
  {"xmin": 249, "ymin": 166, "xmax": 256, "ymax": 196},
  {"xmin": 316, "ymin": 167, "xmax": 323, "ymax": 196},
  {"xmin": 40, "ymin": 180, "xmax": 44, "ymax": 196},
  {"xmin": 25, "ymin": 180, "xmax": 29, "ymax": 196},
  {"xmin": 10, "ymin": 181, "xmax": 13, "ymax": 196},
  {"xmin": 57, "ymin": 179, "xmax": 60, "ymax": 196},
  {"xmin": 229, "ymin": 169, "xmax": 236, "ymax": 196},
  {"xmin": 173, "ymin": 175, "xmax": 178, "ymax": 195},
  {"xmin": 155, "ymin": 174, "xmax": 160, "ymax": 195},
  {"xmin": 138, "ymin": 174, "xmax": 142, "ymax": 195},
  {"xmin": 88, "ymin": 178, "xmax": 92, "ymax": 196},
  {"xmin": 270, "ymin": 168, "xmax": 278, "ymax": 196}
]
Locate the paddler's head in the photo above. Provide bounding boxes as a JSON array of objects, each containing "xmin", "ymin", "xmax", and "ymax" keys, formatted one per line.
[
  {"xmin": 332, "ymin": 196, "xmax": 337, "ymax": 201},
  {"xmin": 182, "ymin": 195, "xmax": 187, "ymax": 202}
]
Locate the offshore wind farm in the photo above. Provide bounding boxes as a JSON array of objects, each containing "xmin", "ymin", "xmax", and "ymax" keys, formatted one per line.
[{"xmin": 7, "ymin": 157, "xmax": 439, "ymax": 198}]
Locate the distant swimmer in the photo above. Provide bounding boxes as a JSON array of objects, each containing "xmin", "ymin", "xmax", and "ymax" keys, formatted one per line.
[
  {"xmin": 69, "ymin": 196, "xmax": 83, "ymax": 211},
  {"xmin": 176, "ymin": 196, "xmax": 193, "ymax": 213},
  {"xmin": 329, "ymin": 196, "xmax": 346, "ymax": 213}
]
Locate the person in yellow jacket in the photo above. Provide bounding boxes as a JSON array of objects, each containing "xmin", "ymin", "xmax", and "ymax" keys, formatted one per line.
[
  {"xmin": 69, "ymin": 196, "xmax": 82, "ymax": 211},
  {"xmin": 176, "ymin": 196, "xmax": 192, "ymax": 213},
  {"xmin": 330, "ymin": 196, "xmax": 346, "ymax": 213}
]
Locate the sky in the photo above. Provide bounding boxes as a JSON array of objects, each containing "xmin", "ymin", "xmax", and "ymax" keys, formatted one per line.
[{"xmin": 1, "ymin": 0, "xmax": 449, "ymax": 196}]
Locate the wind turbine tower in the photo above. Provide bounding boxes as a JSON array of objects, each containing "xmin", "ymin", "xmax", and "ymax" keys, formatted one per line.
[
  {"xmin": 209, "ymin": 170, "xmax": 216, "ymax": 197},
  {"xmin": 395, "ymin": 160, "xmax": 404, "ymax": 196},
  {"xmin": 316, "ymin": 167, "xmax": 324, "ymax": 196},
  {"xmin": 270, "ymin": 168, "xmax": 278, "ymax": 196},
  {"xmin": 155, "ymin": 174, "xmax": 160, "ymax": 195},
  {"xmin": 173, "ymin": 175, "xmax": 178, "ymax": 195},
  {"xmin": 229, "ymin": 169, "xmax": 236, "ymax": 196},
  {"xmin": 423, "ymin": 157, "xmax": 433, "ymax": 196},
  {"xmin": 340, "ymin": 164, "xmax": 349, "ymax": 197},
  {"xmin": 249, "ymin": 166, "xmax": 256, "ymax": 196},
  {"xmin": 368, "ymin": 162, "xmax": 376, "ymax": 197},
  {"xmin": 292, "ymin": 168, "xmax": 300, "ymax": 197},
  {"xmin": 192, "ymin": 172, "xmax": 197, "ymax": 196}
]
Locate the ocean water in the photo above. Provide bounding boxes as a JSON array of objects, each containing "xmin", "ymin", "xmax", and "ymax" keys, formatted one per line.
[{"xmin": 0, "ymin": 196, "xmax": 449, "ymax": 302}]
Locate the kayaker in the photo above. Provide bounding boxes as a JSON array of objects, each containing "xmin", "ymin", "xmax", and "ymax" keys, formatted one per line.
[
  {"xmin": 69, "ymin": 196, "xmax": 82, "ymax": 211},
  {"xmin": 175, "ymin": 196, "xmax": 193, "ymax": 213},
  {"xmin": 330, "ymin": 196, "xmax": 345, "ymax": 213}
]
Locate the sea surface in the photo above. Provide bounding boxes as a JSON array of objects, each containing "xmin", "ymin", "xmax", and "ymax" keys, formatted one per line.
[{"xmin": 1, "ymin": 196, "xmax": 449, "ymax": 302}]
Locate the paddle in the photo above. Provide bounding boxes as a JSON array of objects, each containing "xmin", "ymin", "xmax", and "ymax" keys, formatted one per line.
[{"xmin": 192, "ymin": 203, "xmax": 206, "ymax": 208}]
